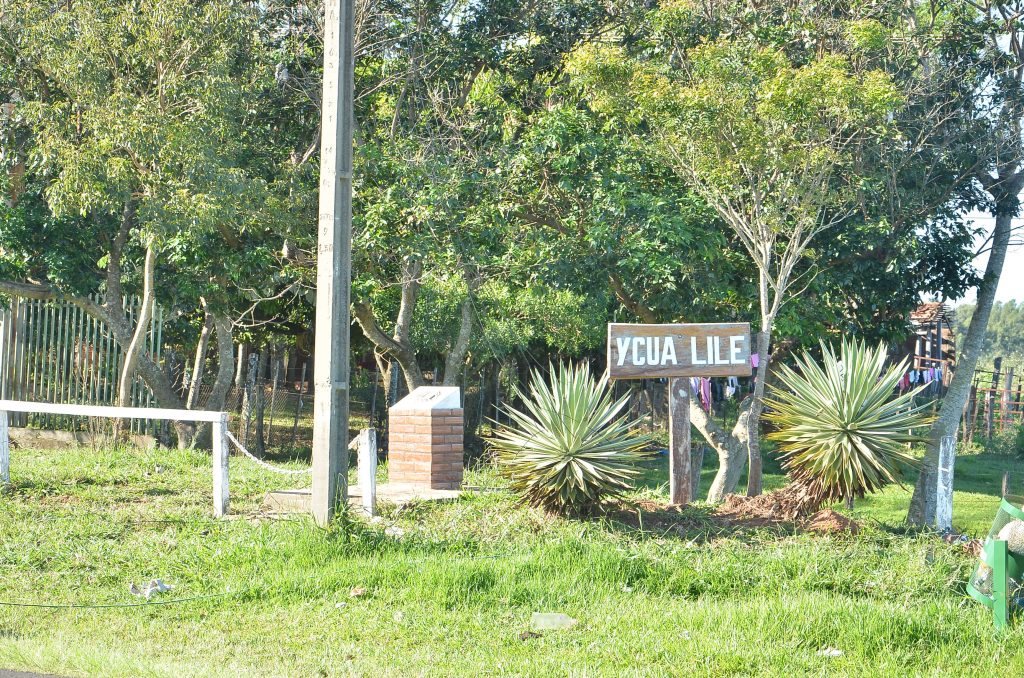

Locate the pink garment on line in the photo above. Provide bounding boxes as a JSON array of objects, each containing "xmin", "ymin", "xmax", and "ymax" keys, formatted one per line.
[
  {"xmin": 750, "ymin": 353, "xmax": 760, "ymax": 368},
  {"xmin": 700, "ymin": 378, "xmax": 712, "ymax": 411}
]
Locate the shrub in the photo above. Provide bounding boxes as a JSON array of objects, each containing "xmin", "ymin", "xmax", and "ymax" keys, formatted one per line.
[
  {"xmin": 765, "ymin": 338, "xmax": 933, "ymax": 507},
  {"xmin": 490, "ymin": 362, "xmax": 652, "ymax": 515}
]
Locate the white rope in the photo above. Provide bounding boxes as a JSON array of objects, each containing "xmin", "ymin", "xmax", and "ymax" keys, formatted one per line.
[{"xmin": 225, "ymin": 430, "xmax": 311, "ymax": 475}]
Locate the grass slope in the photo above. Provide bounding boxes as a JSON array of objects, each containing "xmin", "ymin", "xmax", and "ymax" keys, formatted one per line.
[{"xmin": 0, "ymin": 443, "xmax": 1022, "ymax": 677}]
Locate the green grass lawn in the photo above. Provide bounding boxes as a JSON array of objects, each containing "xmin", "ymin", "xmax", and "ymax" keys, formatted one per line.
[{"xmin": 1, "ymin": 442, "xmax": 1022, "ymax": 677}]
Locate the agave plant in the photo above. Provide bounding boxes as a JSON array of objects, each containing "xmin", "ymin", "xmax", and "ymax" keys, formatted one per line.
[
  {"xmin": 491, "ymin": 362, "xmax": 652, "ymax": 515},
  {"xmin": 765, "ymin": 339, "xmax": 933, "ymax": 507}
]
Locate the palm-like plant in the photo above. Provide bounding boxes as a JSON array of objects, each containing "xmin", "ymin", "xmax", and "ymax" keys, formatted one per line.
[
  {"xmin": 491, "ymin": 362, "xmax": 652, "ymax": 515},
  {"xmin": 765, "ymin": 339, "xmax": 933, "ymax": 507}
]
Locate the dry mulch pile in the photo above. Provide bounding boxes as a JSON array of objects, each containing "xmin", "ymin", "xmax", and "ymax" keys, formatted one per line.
[
  {"xmin": 804, "ymin": 509, "xmax": 859, "ymax": 535},
  {"xmin": 714, "ymin": 486, "xmax": 859, "ymax": 534},
  {"xmin": 607, "ymin": 487, "xmax": 861, "ymax": 536}
]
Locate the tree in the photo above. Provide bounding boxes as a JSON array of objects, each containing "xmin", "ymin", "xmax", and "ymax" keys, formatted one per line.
[
  {"xmin": 576, "ymin": 38, "xmax": 901, "ymax": 495},
  {"xmin": 907, "ymin": 0, "xmax": 1024, "ymax": 526},
  {"xmin": 955, "ymin": 300, "xmax": 1024, "ymax": 365},
  {"xmin": 0, "ymin": 0, "xmax": 273, "ymax": 443},
  {"xmin": 270, "ymin": 0, "xmax": 626, "ymax": 394}
]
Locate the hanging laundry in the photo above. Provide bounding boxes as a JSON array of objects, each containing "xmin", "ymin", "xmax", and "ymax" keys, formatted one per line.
[
  {"xmin": 700, "ymin": 378, "xmax": 712, "ymax": 411},
  {"xmin": 726, "ymin": 376, "xmax": 740, "ymax": 399},
  {"xmin": 751, "ymin": 353, "xmax": 760, "ymax": 369}
]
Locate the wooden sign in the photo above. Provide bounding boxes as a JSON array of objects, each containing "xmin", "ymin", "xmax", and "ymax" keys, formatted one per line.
[
  {"xmin": 607, "ymin": 323, "xmax": 751, "ymax": 379},
  {"xmin": 607, "ymin": 321, "xmax": 752, "ymax": 507}
]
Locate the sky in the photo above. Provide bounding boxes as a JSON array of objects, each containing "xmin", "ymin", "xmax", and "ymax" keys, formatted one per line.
[{"xmin": 951, "ymin": 211, "xmax": 1024, "ymax": 306}]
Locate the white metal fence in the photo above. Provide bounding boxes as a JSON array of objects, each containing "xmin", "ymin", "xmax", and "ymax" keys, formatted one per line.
[{"xmin": 0, "ymin": 296, "xmax": 164, "ymax": 432}]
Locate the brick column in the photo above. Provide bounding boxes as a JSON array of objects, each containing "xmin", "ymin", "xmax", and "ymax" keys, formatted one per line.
[{"xmin": 389, "ymin": 407, "xmax": 463, "ymax": 489}]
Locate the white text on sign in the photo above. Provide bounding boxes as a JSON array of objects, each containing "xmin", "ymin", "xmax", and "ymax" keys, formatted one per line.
[
  {"xmin": 607, "ymin": 323, "xmax": 752, "ymax": 378},
  {"xmin": 614, "ymin": 335, "xmax": 746, "ymax": 367}
]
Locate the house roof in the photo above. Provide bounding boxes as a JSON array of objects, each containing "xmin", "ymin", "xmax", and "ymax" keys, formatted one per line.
[{"xmin": 910, "ymin": 302, "xmax": 955, "ymax": 326}]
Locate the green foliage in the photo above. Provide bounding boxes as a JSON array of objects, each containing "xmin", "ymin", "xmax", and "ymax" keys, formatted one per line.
[
  {"xmin": 979, "ymin": 426, "xmax": 1024, "ymax": 457},
  {"xmin": 491, "ymin": 362, "xmax": 651, "ymax": 514},
  {"xmin": 572, "ymin": 38, "xmax": 903, "ymax": 332},
  {"xmin": 568, "ymin": 0, "xmax": 983, "ymax": 347},
  {"xmin": 0, "ymin": 0, "xmax": 288, "ymax": 329},
  {"xmin": 766, "ymin": 339, "xmax": 933, "ymax": 504},
  {"xmin": 955, "ymin": 301, "xmax": 1024, "ymax": 366},
  {"xmin": 0, "ymin": 0, "xmax": 996, "ymax": 396},
  {"xmin": 507, "ymin": 102, "xmax": 752, "ymax": 325}
]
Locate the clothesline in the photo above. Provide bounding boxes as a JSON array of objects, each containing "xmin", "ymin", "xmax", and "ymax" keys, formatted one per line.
[{"xmin": 899, "ymin": 366, "xmax": 944, "ymax": 393}]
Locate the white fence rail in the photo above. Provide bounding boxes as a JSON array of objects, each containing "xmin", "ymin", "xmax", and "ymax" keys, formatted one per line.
[
  {"xmin": 0, "ymin": 399, "xmax": 230, "ymax": 517},
  {"xmin": 0, "ymin": 297, "xmax": 166, "ymax": 432}
]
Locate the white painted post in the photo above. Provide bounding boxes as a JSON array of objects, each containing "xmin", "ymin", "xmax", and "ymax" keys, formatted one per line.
[
  {"xmin": 0, "ymin": 410, "xmax": 9, "ymax": 486},
  {"xmin": 359, "ymin": 428, "xmax": 377, "ymax": 517},
  {"xmin": 936, "ymin": 434, "xmax": 956, "ymax": 532},
  {"xmin": 212, "ymin": 412, "xmax": 230, "ymax": 517}
]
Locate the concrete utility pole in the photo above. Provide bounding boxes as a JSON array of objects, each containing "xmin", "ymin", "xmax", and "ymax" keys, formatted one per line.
[{"xmin": 311, "ymin": 0, "xmax": 355, "ymax": 526}]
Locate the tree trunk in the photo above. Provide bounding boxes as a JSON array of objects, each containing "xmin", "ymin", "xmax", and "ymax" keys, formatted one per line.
[
  {"xmin": 746, "ymin": 327, "xmax": 771, "ymax": 496},
  {"xmin": 191, "ymin": 312, "xmax": 235, "ymax": 448},
  {"xmin": 115, "ymin": 243, "xmax": 157, "ymax": 437},
  {"xmin": 253, "ymin": 349, "xmax": 269, "ymax": 457},
  {"xmin": 353, "ymin": 301, "xmax": 425, "ymax": 391},
  {"xmin": 207, "ymin": 314, "xmax": 235, "ymax": 413},
  {"xmin": 442, "ymin": 296, "xmax": 473, "ymax": 386},
  {"xmin": 352, "ymin": 260, "xmax": 427, "ymax": 392},
  {"xmin": 0, "ymin": 212, "xmax": 193, "ymax": 446},
  {"xmin": 234, "ymin": 343, "xmax": 247, "ymax": 389},
  {"xmin": 908, "ymin": 196, "xmax": 1018, "ymax": 526},
  {"xmin": 240, "ymin": 351, "xmax": 260, "ymax": 448},
  {"xmin": 697, "ymin": 396, "xmax": 753, "ymax": 502},
  {"xmin": 187, "ymin": 310, "xmax": 214, "ymax": 410}
]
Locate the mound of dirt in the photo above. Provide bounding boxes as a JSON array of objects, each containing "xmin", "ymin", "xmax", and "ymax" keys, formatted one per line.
[
  {"xmin": 604, "ymin": 501, "xmax": 697, "ymax": 533},
  {"xmin": 804, "ymin": 509, "xmax": 859, "ymax": 535},
  {"xmin": 717, "ymin": 484, "xmax": 819, "ymax": 523}
]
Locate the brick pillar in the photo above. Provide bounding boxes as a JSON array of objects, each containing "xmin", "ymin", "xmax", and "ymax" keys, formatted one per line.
[{"xmin": 388, "ymin": 406, "xmax": 463, "ymax": 489}]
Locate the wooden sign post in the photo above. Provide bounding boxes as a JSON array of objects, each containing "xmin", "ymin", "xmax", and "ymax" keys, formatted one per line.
[{"xmin": 608, "ymin": 323, "xmax": 751, "ymax": 505}]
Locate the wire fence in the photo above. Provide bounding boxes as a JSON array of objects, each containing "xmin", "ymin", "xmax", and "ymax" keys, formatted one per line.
[
  {"xmin": 0, "ymin": 296, "xmax": 164, "ymax": 434},
  {"xmin": 963, "ymin": 358, "xmax": 1024, "ymax": 443}
]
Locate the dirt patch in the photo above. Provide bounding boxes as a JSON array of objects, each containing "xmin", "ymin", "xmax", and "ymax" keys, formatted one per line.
[
  {"xmin": 716, "ymin": 484, "xmax": 819, "ymax": 523},
  {"xmin": 711, "ymin": 501, "xmax": 787, "ymax": 530},
  {"xmin": 604, "ymin": 501, "xmax": 708, "ymax": 534},
  {"xmin": 804, "ymin": 509, "xmax": 859, "ymax": 535},
  {"xmin": 609, "ymin": 488, "xmax": 864, "ymax": 538}
]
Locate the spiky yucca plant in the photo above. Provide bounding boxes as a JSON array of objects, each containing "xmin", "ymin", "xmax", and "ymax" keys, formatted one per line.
[
  {"xmin": 765, "ymin": 339, "xmax": 933, "ymax": 507},
  {"xmin": 491, "ymin": 362, "xmax": 652, "ymax": 515}
]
